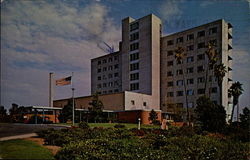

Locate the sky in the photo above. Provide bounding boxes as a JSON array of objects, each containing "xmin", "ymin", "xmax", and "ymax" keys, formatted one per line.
[{"xmin": 1, "ymin": 0, "xmax": 250, "ymax": 113}]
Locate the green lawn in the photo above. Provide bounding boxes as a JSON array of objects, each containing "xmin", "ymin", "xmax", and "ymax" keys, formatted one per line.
[
  {"xmin": 55, "ymin": 123, "xmax": 160, "ymax": 129},
  {"xmin": 0, "ymin": 139, "xmax": 54, "ymax": 160}
]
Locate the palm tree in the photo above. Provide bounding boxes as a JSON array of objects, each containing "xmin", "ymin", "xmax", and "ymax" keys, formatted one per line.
[
  {"xmin": 204, "ymin": 41, "xmax": 218, "ymax": 96},
  {"xmin": 229, "ymin": 81, "xmax": 244, "ymax": 122},
  {"xmin": 214, "ymin": 63, "xmax": 227, "ymax": 105},
  {"xmin": 174, "ymin": 47, "xmax": 189, "ymax": 123}
]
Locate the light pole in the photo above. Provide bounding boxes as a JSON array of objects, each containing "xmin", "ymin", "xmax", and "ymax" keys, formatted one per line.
[{"xmin": 138, "ymin": 118, "xmax": 141, "ymax": 130}]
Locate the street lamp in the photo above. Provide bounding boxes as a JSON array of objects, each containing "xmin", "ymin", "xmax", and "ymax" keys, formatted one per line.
[{"xmin": 138, "ymin": 118, "xmax": 141, "ymax": 130}]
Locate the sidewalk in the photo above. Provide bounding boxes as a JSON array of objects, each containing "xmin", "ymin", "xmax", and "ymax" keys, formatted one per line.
[{"xmin": 0, "ymin": 133, "xmax": 37, "ymax": 141}]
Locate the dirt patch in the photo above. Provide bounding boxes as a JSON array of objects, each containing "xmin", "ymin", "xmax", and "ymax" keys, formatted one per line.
[{"xmin": 25, "ymin": 137, "xmax": 61, "ymax": 155}]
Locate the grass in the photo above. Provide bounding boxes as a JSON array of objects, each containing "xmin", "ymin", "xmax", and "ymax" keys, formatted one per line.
[
  {"xmin": 54, "ymin": 122, "xmax": 160, "ymax": 129},
  {"xmin": 0, "ymin": 139, "xmax": 55, "ymax": 159}
]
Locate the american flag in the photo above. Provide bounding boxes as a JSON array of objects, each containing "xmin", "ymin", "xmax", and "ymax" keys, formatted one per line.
[{"xmin": 56, "ymin": 76, "xmax": 71, "ymax": 86}]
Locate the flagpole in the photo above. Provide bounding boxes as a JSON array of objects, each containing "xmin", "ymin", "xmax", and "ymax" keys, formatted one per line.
[{"xmin": 72, "ymin": 72, "xmax": 75, "ymax": 126}]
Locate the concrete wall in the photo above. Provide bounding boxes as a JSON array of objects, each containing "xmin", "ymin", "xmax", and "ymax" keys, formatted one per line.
[{"xmin": 53, "ymin": 92, "xmax": 124, "ymax": 111}]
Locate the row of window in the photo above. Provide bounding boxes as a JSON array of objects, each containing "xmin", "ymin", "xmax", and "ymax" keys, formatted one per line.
[
  {"xmin": 97, "ymin": 89, "xmax": 120, "ymax": 95},
  {"xmin": 167, "ymin": 87, "xmax": 217, "ymax": 97},
  {"xmin": 167, "ymin": 76, "xmax": 216, "ymax": 86},
  {"xmin": 130, "ymin": 32, "xmax": 139, "ymax": 41},
  {"xmin": 97, "ymin": 81, "xmax": 119, "ymax": 88},
  {"xmin": 130, "ymin": 52, "xmax": 139, "ymax": 61},
  {"xmin": 167, "ymin": 66, "xmax": 205, "ymax": 76},
  {"xmin": 130, "ymin": 22, "xmax": 139, "ymax": 31},
  {"xmin": 97, "ymin": 73, "xmax": 119, "ymax": 80},
  {"xmin": 97, "ymin": 56, "xmax": 118, "ymax": 65},
  {"xmin": 97, "ymin": 64, "xmax": 119, "ymax": 73},
  {"xmin": 130, "ymin": 72, "xmax": 139, "ymax": 81},
  {"xmin": 167, "ymin": 27, "xmax": 218, "ymax": 45},
  {"xmin": 131, "ymin": 100, "xmax": 147, "ymax": 106},
  {"xmin": 130, "ymin": 83, "xmax": 139, "ymax": 91},
  {"xmin": 130, "ymin": 42, "xmax": 139, "ymax": 51},
  {"xmin": 130, "ymin": 63, "xmax": 139, "ymax": 71}
]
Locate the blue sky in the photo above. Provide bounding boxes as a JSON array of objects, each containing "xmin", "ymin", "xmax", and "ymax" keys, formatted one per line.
[{"xmin": 1, "ymin": 0, "xmax": 250, "ymax": 115}]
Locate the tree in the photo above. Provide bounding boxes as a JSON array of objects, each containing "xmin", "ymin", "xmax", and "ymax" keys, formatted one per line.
[
  {"xmin": 89, "ymin": 93, "xmax": 104, "ymax": 123},
  {"xmin": 214, "ymin": 63, "xmax": 227, "ymax": 105},
  {"xmin": 239, "ymin": 107, "xmax": 250, "ymax": 129},
  {"xmin": 195, "ymin": 96, "xmax": 226, "ymax": 132},
  {"xmin": 204, "ymin": 41, "xmax": 218, "ymax": 96},
  {"xmin": 0, "ymin": 106, "xmax": 8, "ymax": 122},
  {"xmin": 58, "ymin": 99, "xmax": 73, "ymax": 123},
  {"xmin": 149, "ymin": 109, "xmax": 158, "ymax": 124},
  {"xmin": 229, "ymin": 81, "xmax": 244, "ymax": 122},
  {"xmin": 174, "ymin": 47, "xmax": 189, "ymax": 123}
]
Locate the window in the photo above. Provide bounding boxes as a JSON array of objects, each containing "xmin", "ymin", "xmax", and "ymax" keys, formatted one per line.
[
  {"xmin": 198, "ymin": 42, "xmax": 205, "ymax": 49},
  {"xmin": 209, "ymin": 76, "xmax": 212, "ymax": 82},
  {"xmin": 210, "ymin": 87, "xmax": 217, "ymax": 93},
  {"xmin": 97, "ymin": 76, "xmax": 101, "ymax": 80},
  {"xmin": 108, "ymin": 57, "xmax": 113, "ymax": 62},
  {"xmin": 131, "ymin": 100, "xmax": 135, "ymax": 105},
  {"xmin": 197, "ymin": 54, "xmax": 205, "ymax": 60},
  {"xmin": 130, "ymin": 32, "xmax": 139, "ymax": 41},
  {"xmin": 177, "ymin": 103, "xmax": 183, "ymax": 108},
  {"xmin": 98, "ymin": 61, "xmax": 101, "ymax": 65},
  {"xmin": 97, "ymin": 92, "xmax": 101, "ymax": 94},
  {"xmin": 97, "ymin": 84, "xmax": 102, "ymax": 89},
  {"xmin": 103, "ymin": 75, "xmax": 107, "ymax": 80},
  {"xmin": 187, "ymin": 67, "xmax": 193, "ymax": 74},
  {"xmin": 130, "ymin": 63, "xmax": 139, "ymax": 71},
  {"xmin": 109, "ymin": 90, "xmax": 113, "ymax": 93},
  {"xmin": 108, "ymin": 82, "xmax": 113, "ymax": 87},
  {"xmin": 177, "ymin": 91, "xmax": 184, "ymax": 96},
  {"xmin": 130, "ymin": 83, "xmax": 139, "ymax": 90},
  {"xmin": 167, "ymin": 71, "xmax": 173, "ymax": 77},
  {"xmin": 108, "ymin": 66, "xmax": 113, "ymax": 71},
  {"xmin": 130, "ymin": 52, "xmax": 139, "ymax": 61},
  {"xmin": 114, "ymin": 56, "xmax": 118, "ymax": 60},
  {"xmin": 103, "ymin": 67, "xmax": 107, "ymax": 72},
  {"xmin": 103, "ymin": 83, "xmax": 107, "ymax": 87},
  {"xmin": 209, "ymin": 27, "xmax": 217, "ymax": 35},
  {"xmin": 114, "ymin": 64, "xmax": 119, "ymax": 69},
  {"xmin": 103, "ymin": 59, "xmax": 107, "ymax": 63},
  {"xmin": 167, "ymin": 92, "xmax": 174, "ymax": 97},
  {"xmin": 167, "ymin": 81, "xmax": 174, "ymax": 87},
  {"xmin": 197, "ymin": 30, "xmax": 205, "ymax": 37},
  {"xmin": 187, "ymin": 45, "xmax": 194, "ymax": 51},
  {"xmin": 167, "ymin": 40, "xmax": 174, "ymax": 45},
  {"xmin": 197, "ymin": 66, "xmax": 204, "ymax": 72},
  {"xmin": 176, "ymin": 37, "xmax": 183, "ymax": 43},
  {"xmin": 130, "ymin": 22, "xmax": 139, "ymax": 31},
  {"xmin": 167, "ymin": 50, "xmax": 173, "ymax": 56},
  {"xmin": 114, "ymin": 89, "xmax": 119, "ymax": 93},
  {"xmin": 197, "ymin": 77, "xmax": 205, "ymax": 83},
  {"xmin": 187, "ymin": 56, "xmax": 194, "ymax": 63},
  {"xmin": 187, "ymin": 34, "xmax": 194, "ymax": 40},
  {"xmin": 143, "ymin": 102, "xmax": 147, "ymax": 106},
  {"xmin": 198, "ymin": 88, "xmax": 205, "ymax": 94},
  {"xmin": 130, "ymin": 73, "xmax": 139, "ymax": 81},
  {"xmin": 209, "ymin": 39, "xmax": 217, "ymax": 46},
  {"xmin": 108, "ymin": 74, "xmax": 113, "ymax": 79},
  {"xmin": 187, "ymin": 79, "xmax": 194, "ymax": 85},
  {"xmin": 176, "ymin": 80, "xmax": 183, "ymax": 86},
  {"xmin": 167, "ymin": 61, "xmax": 174, "ymax": 66},
  {"xmin": 114, "ymin": 72, "xmax": 119, "ymax": 77},
  {"xmin": 103, "ymin": 91, "xmax": 107, "ymax": 94},
  {"xmin": 114, "ymin": 81, "xmax": 119, "ymax": 86},
  {"xmin": 176, "ymin": 69, "xmax": 183, "ymax": 75},
  {"xmin": 97, "ymin": 68, "xmax": 101, "ymax": 73},
  {"xmin": 130, "ymin": 43, "xmax": 139, "ymax": 51},
  {"xmin": 187, "ymin": 89, "xmax": 193, "ymax": 96}
]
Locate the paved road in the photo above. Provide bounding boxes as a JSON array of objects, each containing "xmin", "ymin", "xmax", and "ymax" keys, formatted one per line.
[{"xmin": 0, "ymin": 123, "xmax": 67, "ymax": 138}]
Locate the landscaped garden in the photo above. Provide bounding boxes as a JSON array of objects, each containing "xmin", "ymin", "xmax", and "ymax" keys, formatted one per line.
[{"xmin": 36, "ymin": 122, "xmax": 249, "ymax": 160}]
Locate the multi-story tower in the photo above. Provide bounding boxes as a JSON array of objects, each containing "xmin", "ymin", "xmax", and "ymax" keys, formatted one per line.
[
  {"xmin": 160, "ymin": 19, "xmax": 233, "ymax": 120},
  {"xmin": 121, "ymin": 14, "xmax": 162, "ymax": 109}
]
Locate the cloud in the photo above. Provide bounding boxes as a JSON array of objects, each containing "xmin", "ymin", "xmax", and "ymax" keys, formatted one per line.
[
  {"xmin": 158, "ymin": 0, "xmax": 183, "ymax": 22},
  {"xmin": 1, "ymin": 1, "xmax": 121, "ymax": 109}
]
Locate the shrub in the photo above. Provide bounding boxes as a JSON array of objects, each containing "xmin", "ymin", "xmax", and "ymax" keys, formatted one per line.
[
  {"xmin": 78, "ymin": 121, "xmax": 90, "ymax": 129},
  {"xmin": 114, "ymin": 124, "xmax": 125, "ymax": 128}
]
